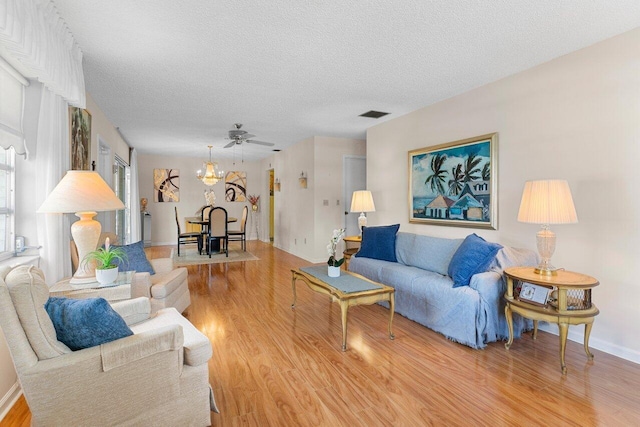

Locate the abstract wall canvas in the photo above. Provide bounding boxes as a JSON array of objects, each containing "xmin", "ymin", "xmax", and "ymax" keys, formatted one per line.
[
  {"xmin": 69, "ymin": 107, "xmax": 91, "ymax": 170},
  {"xmin": 408, "ymin": 133, "xmax": 497, "ymax": 229},
  {"xmin": 154, "ymin": 168, "xmax": 180, "ymax": 202},
  {"xmin": 225, "ymin": 171, "xmax": 247, "ymax": 202}
]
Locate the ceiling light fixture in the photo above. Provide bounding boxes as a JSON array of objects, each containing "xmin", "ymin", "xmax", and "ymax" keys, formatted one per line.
[{"xmin": 196, "ymin": 145, "xmax": 224, "ymax": 186}]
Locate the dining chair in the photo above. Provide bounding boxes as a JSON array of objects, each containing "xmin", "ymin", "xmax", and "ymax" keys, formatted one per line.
[
  {"xmin": 208, "ymin": 207, "xmax": 228, "ymax": 257},
  {"xmin": 227, "ymin": 205, "xmax": 248, "ymax": 251},
  {"xmin": 175, "ymin": 207, "xmax": 202, "ymax": 255}
]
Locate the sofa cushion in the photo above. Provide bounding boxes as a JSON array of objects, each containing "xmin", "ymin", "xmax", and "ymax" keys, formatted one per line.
[
  {"xmin": 3, "ymin": 266, "xmax": 71, "ymax": 359},
  {"xmin": 448, "ymin": 234, "xmax": 502, "ymax": 288},
  {"xmin": 130, "ymin": 307, "xmax": 212, "ymax": 366},
  {"xmin": 113, "ymin": 240, "xmax": 155, "ymax": 274},
  {"xmin": 45, "ymin": 297, "xmax": 133, "ymax": 351},
  {"xmin": 395, "ymin": 232, "xmax": 463, "ymax": 275},
  {"xmin": 357, "ymin": 224, "xmax": 400, "ymax": 262}
]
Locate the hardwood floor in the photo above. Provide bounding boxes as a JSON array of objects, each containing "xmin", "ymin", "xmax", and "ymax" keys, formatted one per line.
[{"xmin": 3, "ymin": 241, "xmax": 640, "ymax": 426}]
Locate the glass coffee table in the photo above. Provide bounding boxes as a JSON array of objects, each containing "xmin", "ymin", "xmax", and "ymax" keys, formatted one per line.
[
  {"xmin": 49, "ymin": 271, "xmax": 135, "ymax": 303},
  {"xmin": 291, "ymin": 266, "xmax": 395, "ymax": 351}
]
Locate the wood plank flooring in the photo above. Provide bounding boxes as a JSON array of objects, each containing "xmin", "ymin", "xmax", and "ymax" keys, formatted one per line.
[{"xmin": 3, "ymin": 241, "xmax": 640, "ymax": 426}]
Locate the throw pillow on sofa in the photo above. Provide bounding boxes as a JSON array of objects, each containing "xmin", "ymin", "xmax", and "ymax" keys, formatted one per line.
[
  {"xmin": 45, "ymin": 297, "xmax": 133, "ymax": 351},
  {"xmin": 112, "ymin": 240, "xmax": 155, "ymax": 274},
  {"xmin": 357, "ymin": 224, "xmax": 400, "ymax": 262},
  {"xmin": 448, "ymin": 233, "xmax": 502, "ymax": 288}
]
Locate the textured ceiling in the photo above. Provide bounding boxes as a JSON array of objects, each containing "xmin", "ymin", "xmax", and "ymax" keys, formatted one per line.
[{"xmin": 51, "ymin": 0, "xmax": 640, "ymax": 162}]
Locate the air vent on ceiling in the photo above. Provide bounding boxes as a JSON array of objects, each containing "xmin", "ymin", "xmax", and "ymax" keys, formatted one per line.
[
  {"xmin": 272, "ymin": 149, "xmax": 281, "ymax": 152},
  {"xmin": 359, "ymin": 110, "xmax": 389, "ymax": 119}
]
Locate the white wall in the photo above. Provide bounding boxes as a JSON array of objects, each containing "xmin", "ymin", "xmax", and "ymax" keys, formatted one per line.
[
  {"xmin": 366, "ymin": 28, "xmax": 640, "ymax": 363},
  {"xmin": 137, "ymin": 154, "xmax": 264, "ymax": 245}
]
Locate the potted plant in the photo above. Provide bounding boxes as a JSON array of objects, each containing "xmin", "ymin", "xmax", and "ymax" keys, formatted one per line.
[
  {"xmin": 327, "ymin": 228, "xmax": 346, "ymax": 277},
  {"xmin": 82, "ymin": 237, "xmax": 127, "ymax": 285}
]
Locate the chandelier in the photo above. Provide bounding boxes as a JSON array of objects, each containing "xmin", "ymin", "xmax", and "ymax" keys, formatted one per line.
[{"xmin": 196, "ymin": 145, "xmax": 224, "ymax": 186}]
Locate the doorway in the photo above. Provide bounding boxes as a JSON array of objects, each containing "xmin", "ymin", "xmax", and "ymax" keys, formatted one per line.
[
  {"xmin": 113, "ymin": 155, "xmax": 130, "ymax": 244},
  {"xmin": 343, "ymin": 156, "xmax": 366, "ymax": 236},
  {"xmin": 269, "ymin": 169, "xmax": 274, "ymax": 242}
]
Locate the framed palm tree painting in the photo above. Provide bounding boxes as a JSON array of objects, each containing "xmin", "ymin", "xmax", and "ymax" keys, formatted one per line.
[{"xmin": 408, "ymin": 133, "xmax": 498, "ymax": 229}]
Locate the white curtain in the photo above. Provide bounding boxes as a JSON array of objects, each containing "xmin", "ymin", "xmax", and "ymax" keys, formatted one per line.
[
  {"xmin": 35, "ymin": 88, "xmax": 70, "ymax": 282},
  {"xmin": 129, "ymin": 148, "xmax": 141, "ymax": 243},
  {"xmin": 0, "ymin": 0, "xmax": 85, "ymax": 107}
]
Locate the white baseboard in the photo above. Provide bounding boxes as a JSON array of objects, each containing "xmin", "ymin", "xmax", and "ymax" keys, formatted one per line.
[
  {"xmin": 0, "ymin": 382, "xmax": 22, "ymax": 422},
  {"xmin": 538, "ymin": 323, "xmax": 640, "ymax": 364}
]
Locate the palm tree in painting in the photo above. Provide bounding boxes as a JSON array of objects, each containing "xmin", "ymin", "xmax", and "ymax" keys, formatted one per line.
[
  {"xmin": 481, "ymin": 162, "xmax": 490, "ymax": 181},
  {"xmin": 463, "ymin": 153, "xmax": 482, "ymax": 182},
  {"xmin": 448, "ymin": 164, "xmax": 464, "ymax": 196},
  {"xmin": 425, "ymin": 154, "xmax": 447, "ymax": 194}
]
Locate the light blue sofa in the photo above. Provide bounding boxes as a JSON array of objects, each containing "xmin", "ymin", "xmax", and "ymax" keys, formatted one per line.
[{"xmin": 349, "ymin": 232, "xmax": 537, "ymax": 349}]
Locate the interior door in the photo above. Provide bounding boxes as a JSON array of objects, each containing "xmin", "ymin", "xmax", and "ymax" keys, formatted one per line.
[{"xmin": 343, "ymin": 156, "xmax": 366, "ymax": 236}]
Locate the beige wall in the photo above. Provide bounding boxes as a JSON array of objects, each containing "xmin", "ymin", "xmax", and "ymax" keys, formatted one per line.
[
  {"xmin": 263, "ymin": 136, "xmax": 365, "ymax": 262},
  {"xmin": 137, "ymin": 154, "xmax": 264, "ymax": 245},
  {"xmin": 366, "ymin": 28, "xmax": 640, "ymax": 362}
]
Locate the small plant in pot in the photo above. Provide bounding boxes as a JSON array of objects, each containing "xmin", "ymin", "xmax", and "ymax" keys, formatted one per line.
[
  {"xmin": 327, "ymin": 228, "xmax": 345, "ymax": 277},
  {"xmin": 83, "ymin": 237, "xmax": 127, "ymax": 285}
]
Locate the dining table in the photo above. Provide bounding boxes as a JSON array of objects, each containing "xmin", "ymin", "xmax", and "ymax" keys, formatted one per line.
[{"xmin": 186, "ymin": 216, "xmax": 237, "ymax": 254}]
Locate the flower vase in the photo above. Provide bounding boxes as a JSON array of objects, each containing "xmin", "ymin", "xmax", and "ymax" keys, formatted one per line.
[
  {"xmin": 96, "ymin": 266, "xmax": 118, "ymax": 285},
  {"xmin": 328, "ymin": 266, "xmax": 340, "ymax": 278},
  {"xmin": 251, "ymin": 204, "xmax": 258, "ymax": 212}
]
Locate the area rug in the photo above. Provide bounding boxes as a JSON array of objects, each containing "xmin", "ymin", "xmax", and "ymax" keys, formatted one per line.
[{"xmin": 171, "ymin": 247, "xmax": 259, "ymax": 266}]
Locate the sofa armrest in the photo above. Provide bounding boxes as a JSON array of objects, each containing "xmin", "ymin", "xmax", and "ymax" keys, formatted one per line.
[
  {"xmin": 150, "ymin": 258, "xmax": 174, "ymax": 274},
  {"xmin": 110, "ymin": 297, "xmax": 151, "ymax": 326},
  {"xmin": 469, "ymin": 271, "xmax": 504, "ymax": 300}
]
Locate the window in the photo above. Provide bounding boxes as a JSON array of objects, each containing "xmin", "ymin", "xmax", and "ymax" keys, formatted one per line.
[{"xmin": 0, "ymin": 147, "xmax": 15, "ymax": 260}]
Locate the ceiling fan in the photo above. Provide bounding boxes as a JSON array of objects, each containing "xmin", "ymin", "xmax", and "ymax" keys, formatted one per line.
[{"xmin": 223, "ymin": 123, "xmax": 274, "ymax": 148}]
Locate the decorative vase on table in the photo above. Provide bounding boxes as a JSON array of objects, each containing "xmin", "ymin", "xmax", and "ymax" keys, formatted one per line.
[
  {"xmin": 328, "ymin": 265, "xmax": 340, "ymax": 277},
  {"xmin": 96, "ymin": 266, "xmax": 118, "ymax": 285}
]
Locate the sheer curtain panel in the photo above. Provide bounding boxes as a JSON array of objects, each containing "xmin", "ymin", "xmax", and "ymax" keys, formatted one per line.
[
  {"xmin": 0, "ymin": 57, "xmax": 28, "ymax": 155},
  {"xmin": 0, "ymin": 0, "xmax": 85, "ymax": 107}
]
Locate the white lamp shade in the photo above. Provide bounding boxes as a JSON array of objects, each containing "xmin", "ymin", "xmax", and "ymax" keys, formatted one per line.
[
  {"xmin": 517, "ymin": 180, "xmax": 578, "ymax": 225},
  {"xmin": 350, "ymin": 190, "xmax": 376, "ymax": 213},
  {"xmin": 38, "ymin": 171, "xmax": 124, "ymax": 213}
]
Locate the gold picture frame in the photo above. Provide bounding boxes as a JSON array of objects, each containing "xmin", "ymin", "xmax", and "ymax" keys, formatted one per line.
[
  {"xmin": 69, "ymin": 107, "xmax": 91, "ymax": 170},
  {"xmin": 408, "ymin": 133, "xmax": 498, "ymax": 229}
]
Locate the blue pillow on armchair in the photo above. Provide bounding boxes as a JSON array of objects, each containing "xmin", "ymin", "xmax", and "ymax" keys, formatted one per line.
[
  {"xmin": 45, "ymin": 297, "xmax": 133, "ymax": 351},
  {"xmin": 111, "ymin": 240, "xmax": 155, "ymax": 274},
  {"xmin": 448, "ymin": 233, "xmax": 502, "ymax": 288},
  {"xmin": 356, "ymin": 224, "xmax": 400, "ymax": 262}
]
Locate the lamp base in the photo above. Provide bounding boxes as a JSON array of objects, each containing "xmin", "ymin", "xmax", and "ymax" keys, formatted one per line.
[
  {"xmin": 534, "ymin": 225, "xmax": 557, "ymax": 276},
  {"xmin": 70, "ymin": 211, "xmax": 101, "ymax": 283},
  {"xmin": 358, "ymin": 212, "xmax": 367, "ymax": 235}
]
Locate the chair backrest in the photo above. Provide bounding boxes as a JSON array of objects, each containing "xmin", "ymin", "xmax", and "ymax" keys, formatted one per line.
[
  {"xmin": 208, "ymin": 207, "xmax": 227, "ymax": 237},
  {"xmin": 240, "ymin": 206, "xmax": 248, "ymax": 232},
  {"xmin": 201, "ymin": 205, "xmax": 213, "ymax": 222},
  {"xmin": 174, "ymin": 206, "xmax": 182, "ymax": 234}
]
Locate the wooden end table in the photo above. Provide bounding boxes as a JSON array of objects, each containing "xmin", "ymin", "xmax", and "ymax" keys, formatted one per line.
[
  {"xmin": 504, "ymin": 267, "xmax": 599, "ymax": 374},
  {"xmin": 291, "ymin": 266, "xmax": 395, "ymax": 351},
  {"xmin": 343, "ymin": 235, "xmax": 362, "ymax": 270}
]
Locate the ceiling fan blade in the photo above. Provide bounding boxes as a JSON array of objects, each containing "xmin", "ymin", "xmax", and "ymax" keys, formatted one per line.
[
  {"xmin": 223, "ymin": 141, "xmax": 236, "ymax": 148},
  {"xmin": 246, "ymin": 139, "xmax": 275, "ymax": 147},
  {"xmin": 242, "ymin": 133, "xmax": 256, "ymax": 139}
]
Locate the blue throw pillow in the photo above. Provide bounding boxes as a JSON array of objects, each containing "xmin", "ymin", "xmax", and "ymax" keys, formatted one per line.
[
  {"xmin": 45, "ymin": 297, "xmax": 133, "ymax": 351},
  {"xmin": 111, "ymin": 240, "xmax": 155, "ymax": 274},
  {"xmin": 448, "ymin": 234, "xmax": 502, "ymax": 288},
  {"xmin": 356, "ymin": 224, "xmax": 400, "ymax": 262}
]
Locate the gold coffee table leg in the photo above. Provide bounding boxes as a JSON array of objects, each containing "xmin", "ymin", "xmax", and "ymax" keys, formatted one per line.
[
  {"xmin": 291, "ymin": 275, "xmax": 297, "ymax": 309},
  {"xmin": 388, "ymin": 292, "xmax": 395, "ymax": 340},
  {"xmin": 340, "ymin": 300, "xmax": 349, "ymax": 351}
]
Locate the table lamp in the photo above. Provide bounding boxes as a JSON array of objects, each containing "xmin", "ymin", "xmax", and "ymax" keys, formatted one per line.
[
  {"xmin": 350, "ymin": 190, "xmax": 376, "ymax": 234},
  {"xmin": 517, "ymin": 179, "xmax": 578, "ymax": 276},
  {"xmin": 38, "ymin": 171, "xmax": 125, "ymax": 283}
]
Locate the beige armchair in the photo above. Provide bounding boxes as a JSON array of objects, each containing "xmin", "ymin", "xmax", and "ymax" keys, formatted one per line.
[
  {"xmin": 0, "ymin": 265, "xmax": 217, "ymax": 426},
  {"xmin": 131, "ymin": 258, "xmax": 191, "ymax": 314},
  {"xmin": 71, "ymin": 235, "xmax": 191, "ymax": 314}
]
